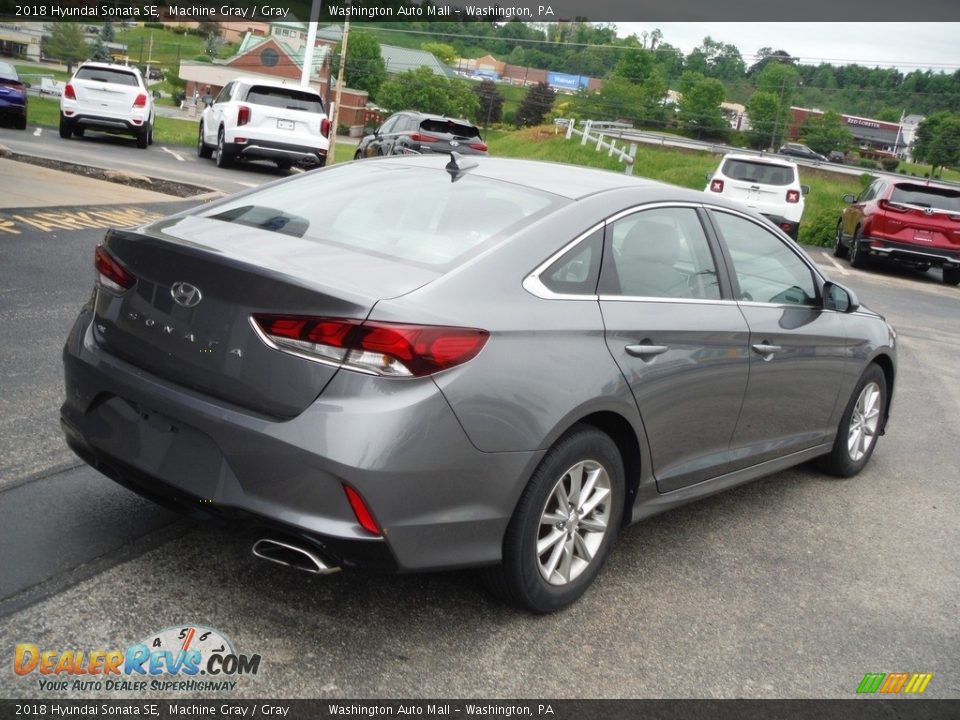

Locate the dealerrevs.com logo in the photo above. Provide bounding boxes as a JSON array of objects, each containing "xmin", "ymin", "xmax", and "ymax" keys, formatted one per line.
[{"xmin": 13, "ymin": 626, "xmax": 261, "ymax": 693}]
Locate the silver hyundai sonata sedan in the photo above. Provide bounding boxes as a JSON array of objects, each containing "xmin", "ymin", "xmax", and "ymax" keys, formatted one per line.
[{"xmin": 61, "ymin": 155, "xmax": 896, "ymax": 612}]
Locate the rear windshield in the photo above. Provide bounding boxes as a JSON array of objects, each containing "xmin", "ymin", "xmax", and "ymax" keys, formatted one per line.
[
  {"xmin": 203, "ymin": 162, "xmax": 560, "ymax": 267},
  {"xmin": 721, "ymin": 159, "xmax": 795, "ymax": 186},
  {"xmin": 420, "ymin": 119, "xmax": 481, "ymax": 139},
  {"xmin": 245, "ymin": 86, "xmax": 324, "ymax": 113},
  {"xmin": 74, "ymin": 67, "xmax": 139, "ymax": 86},
  {"xmin": 891, "ymin": 184, "xmax": 960, "ymax": 213}
]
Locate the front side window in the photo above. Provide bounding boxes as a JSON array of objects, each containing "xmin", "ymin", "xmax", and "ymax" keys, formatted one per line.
[
  {"xmin": 712, "ymin": 211, "xmax": 818, "ymax": 306},
  {"xmin": 600, "ymin": 207, "xmax": 721, "ymax": 300},
  {"xmin": 214, "ymin": 82, "xmax": 233, "ymax": 104}
]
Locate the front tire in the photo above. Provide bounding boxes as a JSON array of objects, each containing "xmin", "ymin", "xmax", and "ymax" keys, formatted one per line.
[
  {"xmin": 818, "ymin": 364, "xmax": 887, "ymax": 478},
  {"xmin": 483, "ymin": 425, "xmax": 624, "ymax": 613},
  {"xmin": 833, "ymin": 221, "xmax": 849, "ymax": 259}
]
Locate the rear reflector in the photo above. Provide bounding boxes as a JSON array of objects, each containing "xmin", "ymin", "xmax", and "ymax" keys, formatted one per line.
[
  {"xmin": 786, "ymin": 189, "xmax": 801, "ymax": 203},
  {"xmin": 94, "ymin": 244, "xmax": 136, "ymax": 292},
  {"xmin": 710, "ymin": 179, "xmax": 724, "ymax": 193},
  {"xmin": 410, "ymin": 133, "xmax": 439, "ymax": 143},
  {"xmin": 238, "ymin": 105, "xmax": 250, "ymax": 126},
  {"xmin": 64, "ymin": 83, "xmax": 76, "ymax": 100},
  {"xmin": 251, "ymin": 315, "xmax": 489, "ymax": 377},
  {"xmin": 132, "ymin": 93, "xmax": 147, "ymax": 109},
  {"xmin": 343, "ymin": 484, "xmax": 381, "ymax": 535}
]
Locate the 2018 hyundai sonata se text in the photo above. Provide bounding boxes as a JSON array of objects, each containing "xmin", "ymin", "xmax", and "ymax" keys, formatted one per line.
[{"xmin": 61, "ymin": 155, "xmax": 896, "ymax": 612}]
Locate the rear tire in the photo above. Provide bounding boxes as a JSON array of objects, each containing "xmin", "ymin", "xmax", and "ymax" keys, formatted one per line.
[
  {"xmin": 73, "ymin": 127, "xmax": 84, "ymax": 138},
  {"xmin": 482, "ymin": 425, "xmax": 624, "ymax": 613},
  {"xmin": 818, "ymin": 364, "xmax": 887, "ymax": 478},
  {"xmin": 58, "ymin": 115, "xmax": 72, "ymax": 139},
  {"xmin": 197, "ymin": 122, "xmax": 212, "ymax": 159},
  {"xmin": 15, "ymin": 116, "xmax": 27, "ymax": 130},
  {"xmin": 849, "ymin": 227, "xmax": 869, "ymax": 269},
  {"xmin": 275, "ymin": 160, "xmax": 292, "ymax": 171},
  {"xmin": 943, "ymin": 267, "xmax": 960, "ymax": 286},
  {"xmin": 216, "ymin": 128, "xmax": 234, "ymax": 168},
  {"xmin": 136, "ymin": 124, "xmax": 149, "ymax": 149},
  {"xmin": 833, "ymin": 221, "xmax": 849, "ymax": 259}
]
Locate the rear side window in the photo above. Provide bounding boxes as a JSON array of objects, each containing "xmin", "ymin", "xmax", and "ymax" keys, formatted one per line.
[
  {"xmin": 890, "ymin": 184, "xmax": 960, "ymax": 212},
  {"xmin": 420, "ymin": 119, "xmax": 481, "ymax": 139},
  {"xmin": 0, "ymin": 62, "xmax": 18, "ymax": 82},
  {"xmin": 721, "ymin": 159, "xmax": 795, "ymax": 186},
  {"xmin": 540, "ymin": 228, "xmax": 603, "ymax": 296},
  {"xmin": 204, "ymin": 162, "xmax": 561, "ymax": 268},
  {"xmin": 74, "ymin": 67, "xmax": 139, "ymax": 86},
  {"xmin": 245, "ymin": 86, "xmax": 324, "ymax": 113}
]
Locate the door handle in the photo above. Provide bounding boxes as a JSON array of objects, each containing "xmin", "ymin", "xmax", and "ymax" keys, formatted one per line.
[
  {"xmin": 625, "ymin": 344, "xmax": 669, "ymax": 358},
  {"xmin": 751, "ymin": 342, "xmax": 783, "ymax": 358}
]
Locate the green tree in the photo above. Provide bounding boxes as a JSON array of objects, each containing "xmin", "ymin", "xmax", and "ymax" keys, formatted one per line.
[
  {"xmin": 44, "ymin": 23, "xmax": 89, "ymax": 75},
  {"xmin": 747, "ymin": 63, "xmax": 801, "ymax": 149},
  {"xmin": 376, "ymin": 67, "xmax": 479, "ymax": 118},
  {"xmin": 677, "ymin": 71, "xmax": 728, "ymax": 139},
  {"xmin": 799, "ymin": 111, "xmax": 853, "ymax": 154},
  {"xmin": 332, "ymin": 30, "xmax": 387, "ymax": 100},
  {"xmin": 89, "ymin": 36, "xmax": 111, "ymax": 62},
  {"xmin": 101, "ymin": 21, "xmax": 114, "ymax": 43},
  {"xmin": 912, "ymin": 111, "xmax": 960, "ymax": 175},
  {"xmin": 515, "ymin": 81, "xmax": 556, "ymax": 127},
  {"xmin": 473, "ymin": 79, "xmax": 503, "ymax": 125},
  {"xmin": 612, "ymin": 48, "xmax": 655, "ymax": 84},
  {"xmin": 746, "ymin": 91, "xmax": 782, "ymax": 149},
  {"xmin": 421, "ymin": 42, "xmax": 456, "ymax": 66}
]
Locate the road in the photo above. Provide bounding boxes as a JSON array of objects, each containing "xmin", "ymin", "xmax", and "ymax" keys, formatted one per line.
[{"xmin": 0, "ymin": 140, "xmax": 957, "ymax": 700}]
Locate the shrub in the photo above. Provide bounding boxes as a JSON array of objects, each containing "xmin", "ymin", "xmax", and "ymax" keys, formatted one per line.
[
  {"xmin": 858, "ymin": 158, "xmax": 878, "ymax": 169},
  {"xmin": 858, "ymin": 173, "xmax": 874, "ymax": 189},
  {"xmin": 191, "ymin": 55, "xmax": 212, "ymax": 63},
  {"xmin": 799, "ymin": 207, "xmax": 840, "ymax": 248},
  {"xmin": 880, "ymin": 158, "xmax": 900, "ymax": 171},
  {"xmin": 143, "ymin": 21, "xmax": 164, "ymax": 29},
  {"xmin": 336, "ymin": 123, "xmax": 349, "ymax": 136}
]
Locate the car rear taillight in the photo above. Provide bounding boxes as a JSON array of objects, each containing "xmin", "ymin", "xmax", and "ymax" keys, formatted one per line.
[
  {"xmin": 237, "ymin": 105, "xmax": 250, "ymax": 126},
  {"xmin": 251, "ymin": 315, "xmax": 489, "ymax": 377},
  {"xmin": 878, "ymin": 199, "xmax": 909, "ymax": 213},
  {"xmin": 709, "ymin": 179, "xmax": 724, "ymax": 193},
  {"xmin": 132, "ymin": 93, "xmax": 147, "ymax": 109},
  {"xmin": 94, "ymin": 244, "xmax": 136, "ymax": 292},
  {"xmin": 468, "ymin": 142, "xmax": 488, "ymax": 151},
  {"xmin": 64, "ymin": 83, "xmax": 76, "ymax": 100},
  {"xmin": 320, "ymin": 118, "xmax": 330, "ymax": 137},
  {"xmin": 1, "ymin": 79, "xmax": 24, "ymax": 92},
  {"xmin": 410, "ymin": 133, "xmax": 439, "ymax": 144},
  {"xmin": 343, "ymin": 484, "xmax": 381, "ymax": 535},
  {"xmin": 786, "ymin": 189, "xmax": 801, "ymax": 203}
]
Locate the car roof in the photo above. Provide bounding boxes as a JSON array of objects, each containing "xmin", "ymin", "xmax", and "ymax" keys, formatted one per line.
[
  {"xmin": 77, "ymin": 62, "xmax": 141, "ymax": 74},
  {"xmin": 719, "ymin": 152, "xmax": 798, "ymax": 168},
  {"xmin": 235, "ymin": 76, "xmax": 321, "ymax": 94},
  {"xmin": 371, "ymin": 155, "xmax": 697, "ymax": 201}
]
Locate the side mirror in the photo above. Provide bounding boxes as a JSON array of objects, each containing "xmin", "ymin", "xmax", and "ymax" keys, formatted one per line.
[
  {"xmin": 841, "ymin": 194, "xmax": 856, "ymax": 204},
  {"xmin": 203, "ymin": 96, "xmax": 214, "ymax": 108},
  {"xmin": 23, "ymin": 81, "xmax": 31, "ymax": 89},
  {"xmin": 823, "ymin": 281, "xmax": 860, "ymax": 313},
  {"xmin": 800, "ymin": 184, "xmax": 810, "ymax": 195}
]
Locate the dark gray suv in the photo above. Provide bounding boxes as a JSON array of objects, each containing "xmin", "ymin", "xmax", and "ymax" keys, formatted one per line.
[{"xmin": 62, "ymin": 157, "xmax": 896, "ymax": 612}]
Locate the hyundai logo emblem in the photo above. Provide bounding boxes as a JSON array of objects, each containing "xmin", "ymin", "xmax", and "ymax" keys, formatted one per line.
[{"xmin": 170, "ymin": 282, "xmax": 203, "ymax": 308}]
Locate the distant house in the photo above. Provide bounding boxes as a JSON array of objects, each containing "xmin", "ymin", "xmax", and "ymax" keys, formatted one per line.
[{"xmin": 307, "ymin": 24, "xmax": 454, "ymax": 79}]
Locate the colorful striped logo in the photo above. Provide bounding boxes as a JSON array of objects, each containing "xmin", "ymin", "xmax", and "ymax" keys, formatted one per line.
[{"xmin": 856, "ymin": 672, "xmax": 933, "ymax": 694}]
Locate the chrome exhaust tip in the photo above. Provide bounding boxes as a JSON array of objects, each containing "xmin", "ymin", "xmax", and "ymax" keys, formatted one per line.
[{"xmin": 252, "ymin": 538, "xmax": 341, "ymax": 575}]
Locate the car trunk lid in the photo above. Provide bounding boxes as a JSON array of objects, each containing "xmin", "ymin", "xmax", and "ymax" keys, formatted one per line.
[
  {"xmin": 878, "ymin": 184, "xmax": 960, "ymax": 249},
  {"xmin": 70, "ymin": 66, "xmax": 142, "ymax": 113},
  {"xmin": 93, "ymin": 215, "xmax": 440, "ymax": 418}
]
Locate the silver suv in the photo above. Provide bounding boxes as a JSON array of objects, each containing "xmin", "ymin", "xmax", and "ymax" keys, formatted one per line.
[
  {"xmin": 198, "ymin": 77, "xmax": 330, "ymax": 170},
  {"xmin": 59, "ymin": 62, "xmax": 154, "ymax": 148}
]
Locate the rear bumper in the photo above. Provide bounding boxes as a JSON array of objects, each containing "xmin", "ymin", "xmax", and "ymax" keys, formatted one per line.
[
  {"xmin": 761, "ymin": 213, "xmax": 800, "ymax": 239},
  {"xmin": 226, "ymin": 138, "xmax": 327, "ymax": 165},
  {"xmin": 860, "ymin": 236, "xmax": 960, "ymax": 267},
  {"xmin": 61, "ymin": 309, "xmax": 542, "ymax": 572},
  {"xmin": 64, "ymin": 112, "xmax": 148, "ymax": 135}
]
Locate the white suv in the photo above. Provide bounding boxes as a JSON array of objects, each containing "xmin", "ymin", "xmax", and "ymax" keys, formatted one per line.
[
  {"xmin": 60, "ymin": 62, "xmax": 154, "ymax": 148},
  {"xmin": 705, "ymin": 153, "xmax": 808, "ymax": 239},
  {"xmin": 198, "ymin": 77, "xmax": 330, "ymax": 170}
]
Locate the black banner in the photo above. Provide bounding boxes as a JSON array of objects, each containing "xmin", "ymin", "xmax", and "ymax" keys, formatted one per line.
[{"xmin": 1, "ymin": 700, "xmax": 959, "ymax": 720}]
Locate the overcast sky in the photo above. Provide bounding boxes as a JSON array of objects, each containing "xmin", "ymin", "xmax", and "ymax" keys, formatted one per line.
[{"xmin": 616, "ymin": 23, "xmax": 960, "ymax": 73}]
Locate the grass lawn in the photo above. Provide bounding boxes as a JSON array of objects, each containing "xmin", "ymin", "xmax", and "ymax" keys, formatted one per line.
[{"xmin": 487, "ymin": 126, "xmax": 865, "ymax": 247}]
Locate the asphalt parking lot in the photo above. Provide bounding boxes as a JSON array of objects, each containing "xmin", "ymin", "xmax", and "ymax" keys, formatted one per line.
[{"xmin": 0, "ymin": 143, "xmax": 957, "ymax": 700}]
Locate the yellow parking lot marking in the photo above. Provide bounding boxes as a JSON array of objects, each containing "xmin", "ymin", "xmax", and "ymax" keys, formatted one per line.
[{"xmin": 0, "ymin": 207, "xmax": 165, "ymax": 235}]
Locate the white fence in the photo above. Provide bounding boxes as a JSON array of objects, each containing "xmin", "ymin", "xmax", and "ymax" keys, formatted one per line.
[{"xmin": 561, "ymin": 119, "xmax": 638, "ymax": 175}]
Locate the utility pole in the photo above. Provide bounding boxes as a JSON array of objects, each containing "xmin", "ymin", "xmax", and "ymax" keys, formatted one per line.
[
  {"xmin": 328, "ymin": 20, "xmax": 350, "ymax": 164},
  {"xmin": 300, "ymin": 0, "xmax": 322, "ymax": 88}
]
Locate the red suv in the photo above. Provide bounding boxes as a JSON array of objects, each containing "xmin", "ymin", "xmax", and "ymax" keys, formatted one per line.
[{"xmin": 834, "ymin": 178, "xmax": 960, "ymax": 285}]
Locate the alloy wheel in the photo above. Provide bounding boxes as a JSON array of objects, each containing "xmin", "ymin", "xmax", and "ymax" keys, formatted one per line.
[
  {"xmin": 848, "ymin": 381, "xmax": 881, "ymax": 462},
  {"xmin": 536, "ymin": 460, "xmax": 611, "ymax": 586}
]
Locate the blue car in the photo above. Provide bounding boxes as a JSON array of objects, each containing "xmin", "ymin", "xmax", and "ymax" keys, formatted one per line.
[{"xmin": 0, "ymin": 61, "xmax": 28, "ymax": 130}]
